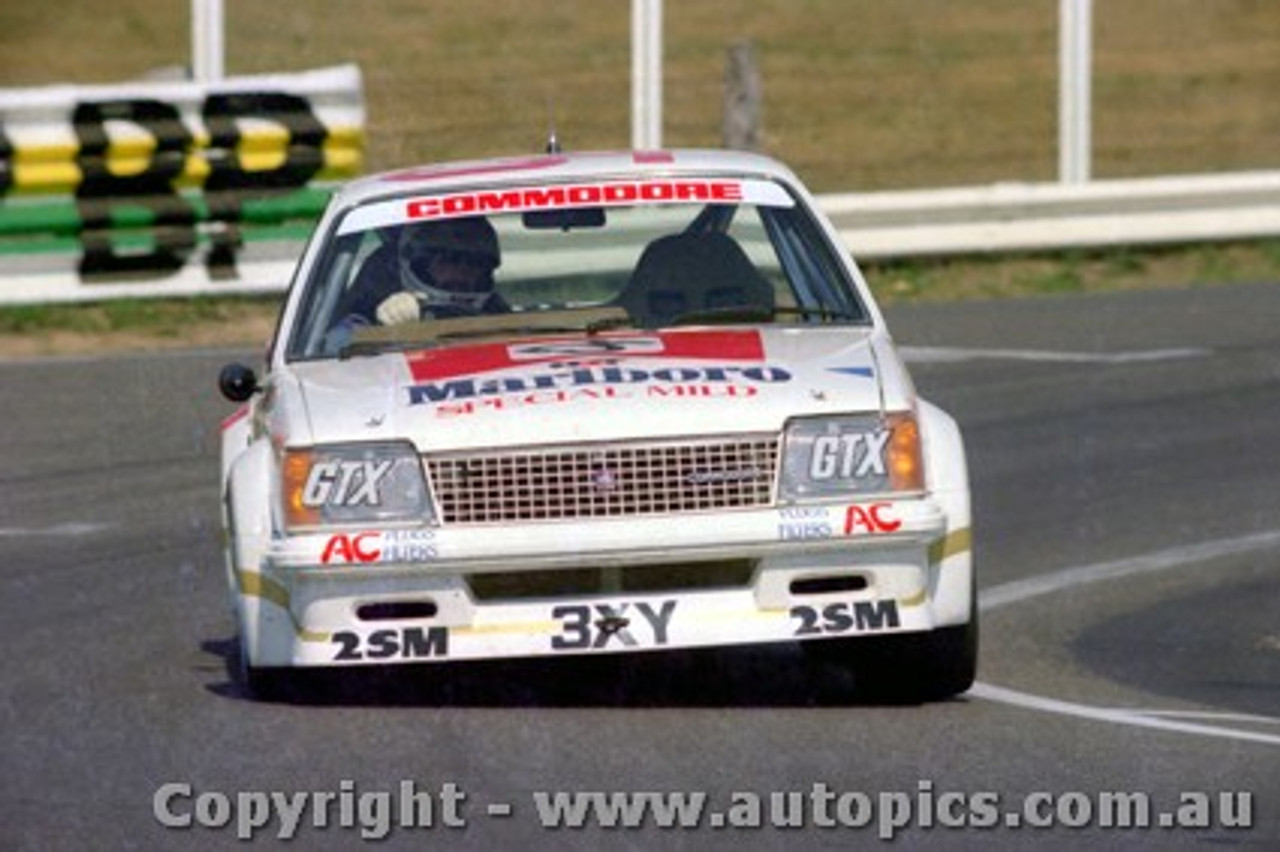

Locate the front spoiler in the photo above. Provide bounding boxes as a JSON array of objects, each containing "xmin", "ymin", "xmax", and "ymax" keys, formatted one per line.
[{"xmin": 234, "ymin": 513, "xmax": 973, "ymax": 668}]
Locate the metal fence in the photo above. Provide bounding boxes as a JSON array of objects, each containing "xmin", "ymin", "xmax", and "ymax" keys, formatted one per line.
[{"xmin": 1, "ymin": 2, "xmax": 1276, "ymax": 304}]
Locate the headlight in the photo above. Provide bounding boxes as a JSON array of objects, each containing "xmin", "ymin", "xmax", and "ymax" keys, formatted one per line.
[
  {"xmin": 282, "ymin": 442, "xmax": 432, "ymax": 530},
  {"xmin": 779, "ymin": 413, "xmax": 924, "ymax": 501}
]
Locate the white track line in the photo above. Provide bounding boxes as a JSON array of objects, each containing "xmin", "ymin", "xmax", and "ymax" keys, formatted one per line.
[
  {"xmin": 973, "ymin": 530, "xmax": 1280, "ymax": 746},
  {"xmin": 901, "ymin": 345, "xmax": 1208, "ymax": 365},
  {"xmin": 0, "ymin": 522, "xmax": 115, "ymax": 537},
  {"xmin": 969, "ymin": 684, "xmax": 1280, "ymax": 747},
  {"xmin": 980, "ymin": 530, "xmax": 1280, "ymax": 611},
  {"xmin": 1117, "ymin": 710, "xmax": 1280, "ymax": 726}
]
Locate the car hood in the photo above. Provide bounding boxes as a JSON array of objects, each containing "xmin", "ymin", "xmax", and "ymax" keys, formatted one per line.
[{"xmin": 289, "ymin": 327, "xmax": 910, "ymax": 451}]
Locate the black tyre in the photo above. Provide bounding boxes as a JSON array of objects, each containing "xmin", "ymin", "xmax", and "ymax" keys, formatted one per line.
[
  {"xmin": 236, "ymin": 638, "xmax": 301, "ymax": 702},
  {"xmin": 805, "ymin": 613, "xmax": 978, "ymax": 703}
]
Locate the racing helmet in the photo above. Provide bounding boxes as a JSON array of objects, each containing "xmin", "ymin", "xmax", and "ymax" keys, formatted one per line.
[{"xmin": 397, "ymin": 217, "xmax": 501, "ymax": 310}]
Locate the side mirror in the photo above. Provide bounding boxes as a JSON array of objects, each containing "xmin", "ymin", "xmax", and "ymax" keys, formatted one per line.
[{"xmin": 218, "ymin": 363, "xmax": 261, "ymax": 403}]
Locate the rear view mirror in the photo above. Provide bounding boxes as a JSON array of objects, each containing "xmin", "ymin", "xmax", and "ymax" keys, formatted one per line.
[{"xmin": 218, "ymin": 362, "xmax": 260, "ymax": 402}]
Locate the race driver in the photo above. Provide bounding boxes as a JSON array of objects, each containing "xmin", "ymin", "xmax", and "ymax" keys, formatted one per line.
[{"xmin": 334, "ymin": 216, "xmax": 508, "ymax": 331}]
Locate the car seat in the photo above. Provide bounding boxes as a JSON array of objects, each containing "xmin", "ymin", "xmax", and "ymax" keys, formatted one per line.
[{"xmin": 617, "ymin": 231, "xmax": 775, "ymax": 325}]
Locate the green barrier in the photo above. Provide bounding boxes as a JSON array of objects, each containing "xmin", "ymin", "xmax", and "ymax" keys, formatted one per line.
[{"xmin": 0, "ymin": 186, "xmax": 332, "ymax": 240}]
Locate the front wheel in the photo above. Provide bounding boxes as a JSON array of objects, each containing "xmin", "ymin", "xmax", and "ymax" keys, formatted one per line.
[
  {"xmin": 805, "ymin": 614, "xmax": 978, "ymax": 703},
  {"xmin": 235, "ymin": 634, "xmax": 300, "ymax": 702}
]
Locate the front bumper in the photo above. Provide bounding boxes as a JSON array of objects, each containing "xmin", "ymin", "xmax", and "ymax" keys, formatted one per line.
[{"xmin": 235, "ymin": 499, "xmax": 973, "ymax": 667}]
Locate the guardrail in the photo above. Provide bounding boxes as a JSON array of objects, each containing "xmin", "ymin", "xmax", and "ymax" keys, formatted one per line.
[
  {"xmin": 0, "ymin": 64, "xmax": 362, "ymax": 305},
  {"xmin": 823, "ymin": 170, "xmax": 1280, "ymax": 260}
]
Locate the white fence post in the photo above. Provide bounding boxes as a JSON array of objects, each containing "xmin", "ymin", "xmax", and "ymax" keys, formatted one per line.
[
  {"xmin": 631, "ymin": 0, "xmax": 663, "ymax": 150},
  {"xmin": 1059, "ymin": 0, "xmax": 1092, "ymax": 183},
  {"xmin": 191, "ymin": 0, "xmax": 225, "ymax": 82}
]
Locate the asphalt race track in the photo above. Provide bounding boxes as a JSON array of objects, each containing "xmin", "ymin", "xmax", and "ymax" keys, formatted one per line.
[{"xmin": 2, "ymin": 283, "xmax": 1278, "ymax": 850}]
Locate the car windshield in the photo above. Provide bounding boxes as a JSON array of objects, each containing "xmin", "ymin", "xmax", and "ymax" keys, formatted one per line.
[{"xmin": 286, "ymin": 175, "xmax": 870, "ymax": 360}]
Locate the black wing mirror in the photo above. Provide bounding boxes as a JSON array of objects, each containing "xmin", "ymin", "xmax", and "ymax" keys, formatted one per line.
[{"xmin": 218, "ymin": 363, "xmax": 261, "ymax": 403}]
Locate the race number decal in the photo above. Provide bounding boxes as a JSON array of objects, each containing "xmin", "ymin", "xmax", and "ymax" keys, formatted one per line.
[
  {"xmin": 550, "ymin": 600, "xmax": 677, "ymax": 650},
  {"xmin": 791, "ymin": 600, "xmax": 900, "ymax": 637},
  {"xmin": 330, "ymin": 626, "xmax": 449, "ymax": 661}
]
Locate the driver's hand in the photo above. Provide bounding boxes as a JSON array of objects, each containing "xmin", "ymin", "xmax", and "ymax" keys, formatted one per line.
[{"xmin": 375, "ymin": 291, "xmax": 421, "ymax": 326}]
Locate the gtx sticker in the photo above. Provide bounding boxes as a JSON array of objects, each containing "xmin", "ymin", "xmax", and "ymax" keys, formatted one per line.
[
  {"xmin": 550, "ymin": 600, "xmax": 678, "ymax": 651},
  {"xmin": 809, "ymin": 430, "xmax": 890, "ymax": 480},
  {"xmin": 791, "ymin": 600, "xmax": 901, "ymax": 637},
  {"xmin": 843, "ymin": 503, "xmax": 903, "ymax": 535},
  {"xmin": 302, "ymin": 460, "xmax": 391, "ymax": 508},
  {"xmin": 331, "ymin": 626, "xmax": 449, "ymax": 661}
]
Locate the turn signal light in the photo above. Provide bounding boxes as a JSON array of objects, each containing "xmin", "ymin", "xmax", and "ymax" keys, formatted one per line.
[{"xmin": 887, "ymin": 414, "xmax": 924, "ymax": 492}]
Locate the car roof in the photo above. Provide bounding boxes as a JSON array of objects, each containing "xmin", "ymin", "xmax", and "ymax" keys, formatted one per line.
[{"xmin": 332, "ymin": 148, "xmax": 804, "ymax": 207}]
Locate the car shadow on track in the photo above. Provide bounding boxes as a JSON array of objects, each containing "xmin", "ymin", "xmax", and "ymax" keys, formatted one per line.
[{"xmin": 200, "ymin": 636, "xmax": 966, "ymax": 709}]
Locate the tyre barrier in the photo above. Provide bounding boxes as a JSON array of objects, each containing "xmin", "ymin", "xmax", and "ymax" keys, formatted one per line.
[{"xmin": 0, "ymin": 64, "xmax": 363, "ymax": 305}]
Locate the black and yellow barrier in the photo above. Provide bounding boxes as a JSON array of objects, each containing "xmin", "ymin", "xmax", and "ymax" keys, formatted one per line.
[{"xmin": 0, "ymin": 64, "xmax": 363, "ymax": 304}]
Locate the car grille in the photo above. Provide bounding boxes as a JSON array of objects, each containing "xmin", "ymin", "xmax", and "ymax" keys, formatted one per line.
[{"xmin": 426, "ymin": 435, "xmax": 780, "ymax": 524}]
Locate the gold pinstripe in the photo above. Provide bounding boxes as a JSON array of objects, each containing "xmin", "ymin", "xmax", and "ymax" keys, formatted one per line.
[
  {"xmin": 928, "ymin": 527, "xmax": 972, "ymax": 565},
  {"xmin": 236, "ymin": 570, "xmax": 330, "ymax": 643}
]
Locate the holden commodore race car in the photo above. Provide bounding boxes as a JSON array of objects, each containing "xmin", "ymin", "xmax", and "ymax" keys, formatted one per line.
[{"xmin": 217, "ymin": 148, "xmax": 975, "ymax": 701}]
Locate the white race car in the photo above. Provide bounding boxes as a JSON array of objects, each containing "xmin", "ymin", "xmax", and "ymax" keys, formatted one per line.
[{"xmin": 218, "ymin": 149, "xmax": 974, "ymax": 701}]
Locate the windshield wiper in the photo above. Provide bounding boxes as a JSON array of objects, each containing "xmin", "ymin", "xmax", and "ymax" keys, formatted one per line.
[
  {"xmin": 663, "ymin": 306, "xmax": 775, "ymax": 326},
  {"xmin": 338, "ymin": 339, "xmax": 420, "ymax": 360},
  {"xmin": 431, "ymin": 324, "xmax": 586, "ymax": 342},
  {"xmin": 659, "ymin": 304, "xmax": 866, "ymax": 328},
  {"xmin": 771, "ymin": 306, "xmax": 866, "ymax": 322},
  {"xmin": 339, "ymin": 311, "xmax": 641, "ymax": 354},
  {"xmin": 584, "ymin": 315, "xmax": 640, "ymax": 334},
  {"xmin": 434, "ymin": 315, "xmax": 642, "ymax": 341}
]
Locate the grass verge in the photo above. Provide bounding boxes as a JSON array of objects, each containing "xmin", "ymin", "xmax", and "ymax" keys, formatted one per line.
[
  {"xmin": 862, "ymin": 239, "xmax": 1280, "ymax": 303},
  {"xmin": 3, "ymin": 239, "xmax": 1278, "ymax": 358}
]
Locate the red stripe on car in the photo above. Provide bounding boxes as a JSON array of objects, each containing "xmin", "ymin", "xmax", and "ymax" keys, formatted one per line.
[{"xmin": 405, "ymin": 329, "xmax": 764, "ymax": 382}]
